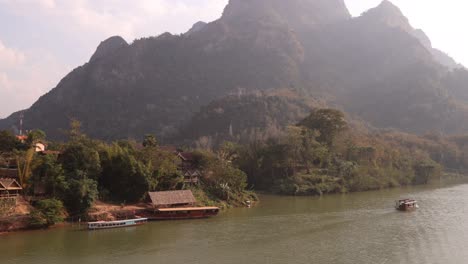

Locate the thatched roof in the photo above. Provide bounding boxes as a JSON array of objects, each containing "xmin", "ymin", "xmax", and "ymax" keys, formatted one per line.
[
  {"xmin": 148, "ymin": 190, "xmax": 196, "ymax": 207},
  {"xmin": 0, "ymin": 178, "xmax": 22, "ymax": 191}
]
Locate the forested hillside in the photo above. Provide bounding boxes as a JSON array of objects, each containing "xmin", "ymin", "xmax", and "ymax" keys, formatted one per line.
[{"xmin": 1, "ymin": 0, "xmax": 468, "ymax": 141}]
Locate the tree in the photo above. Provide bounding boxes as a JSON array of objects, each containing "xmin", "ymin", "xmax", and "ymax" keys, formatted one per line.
[
  {"xmin": 59, "ymin": 143, "xmax": 102, "ymax": 181},
  {"xmin": 205, "ymin": 162, "xmax": 248, "ymax": 201},
  {"xmin": 217, "ymin": 141, "xmax": 240, "ymax": 163},
  {"xmin": 0, "ymin": 130, "xmax": 18, "ymax": 153},
  {"xmin": 143, "ymin": 134, "xmax": 158, "ymax": 148},
  {"xmin": 62, "ymin": 176, "xmax": 98, "ymax": 217},
  {"xmin": 194, "ymin": 150, "xmax": 248, "ymax": 200},
  {"xmin": 146, "ymin": 149, "xmax": 182, "ymax": 191},
  {"xmin": 29, "ymin": 199, "xmax": 64, "ymax": 228},
  {"xmin": 16, "ymin": 148, "xmax": 35, "ymax": 189},
  {"xmin": 413, "ymin": 159, "xmax": 441, "ymax": 185},
  {"xmin": 26, "ymin": 129, "xmax": 46, "ymax": 146},
  {"xmin": 100, "ymin": 144, "xmax": 151, "ymax": 202},
  {"xmin": 67, "ymin": 119, "xmax": 85, "ymax": 142},
  {"xmin": 32, "ymin": 155, "xmax": 66, "ymax": 197},
  {"xmin": 299, "ymin": 109, "xmax": 347, "ymax": 146}
]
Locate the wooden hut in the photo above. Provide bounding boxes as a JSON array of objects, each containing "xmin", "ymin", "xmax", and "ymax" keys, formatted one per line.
[
  {"xmin": 0, "ymin": 178, "xmax": 22, "ymax": 198},
  {"xmin": 146, "ymin": 190, "xmax": 219, "ymax": 220},
  {"xmin": 178, "ymin": 152, "xmax": 202, "ymax": 185},
  {"xmin": 148, "ymin": 190, "xmax": 196, "ymax": 209}
]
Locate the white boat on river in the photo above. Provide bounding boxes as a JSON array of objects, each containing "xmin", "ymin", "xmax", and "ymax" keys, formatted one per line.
[{"xmin": 87, "ymin": 218, "xmax": 148, "ymax": 230}]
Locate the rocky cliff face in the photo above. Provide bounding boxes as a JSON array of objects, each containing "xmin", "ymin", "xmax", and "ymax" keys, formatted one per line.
[
  {"xmin": 358, "ymin": 0, "xmax": 459, "ymax": 69},
  {"xmin": 222, "ymin": 0, "xmax": 350, "ymax": 30},
  {"xmin": 185, "ymin": 21, "xmax": 207, "ymax": 35},
  {"xmin": 1, "ymin": 0, "xmax": 467, "ymax": 140},
  {"xmin": 90, "ymin": 36, "xmax": 128, "ymax": 62}
]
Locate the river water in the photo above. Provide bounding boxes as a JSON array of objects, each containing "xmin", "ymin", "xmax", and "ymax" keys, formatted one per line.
[{"xmin": 2, "ymin": 180, "xmax": 468, "ymax": 264}]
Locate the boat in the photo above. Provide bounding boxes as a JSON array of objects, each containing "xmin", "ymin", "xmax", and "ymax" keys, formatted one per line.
[
  {"xmin": 395, "ymin": 199, "xmax": 419, "ymax": 211},
  {"xmin": 147, "ymin": 207, "xmax": 220, "ymax": 220},
  {"xmin": 87, "ymin": 218, "xmax": 148, "ymax": 230}
]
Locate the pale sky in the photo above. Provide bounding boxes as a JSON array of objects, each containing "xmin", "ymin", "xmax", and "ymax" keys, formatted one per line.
[{"xmin": 0, "ymin": 0, "xmax": 467, "ymax": 118}]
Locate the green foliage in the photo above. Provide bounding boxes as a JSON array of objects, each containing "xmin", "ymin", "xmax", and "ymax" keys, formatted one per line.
[
  {"xmin": 100, "ymin": 144, "xmax": 151, "ymax": 202},
  {"xmin": 0, "ymin": 130, "xmax": 19, "ymax": 153},
  {"xmin": 26, "ymin": 129, "xmax": 46, "ymax": 146},
  {"xmin": 191, "ymin": 150, "xmax": 249, "ymax": 202},
  {"xmin": 183, "ymin": 94, "xmax": 316, "ymax": 146},
  {"xmin": 29, "ymin": 199, "xmax": 64, "ymax": 228},
  {"xmin": 413, "ymin": 160, "xmax": 441, "ymax": 185},
  {"xmin": 32, "ymin": 154, "xmax": 66, "ymax": 197},
  {"xmin": 139, "ymin": 147, "xmax": 182, "ymax": 191},
  {"xmin": 143, "ymin": 134, "xmax": 158, "ymax": 148},
  {"xmin": 62, "ymin": 177, "xmax": 98, "ymax": 217},
  {"xmin": 299, "ymin": 109, "xmax": 347, "ymax": 146},
  {"xmin": 59, "ymin": 143, "xmax": 102, "ymax": 181},
  {"xmin": 237, "ymin": 108, "xmax": 445, "ymax": 195},
  {"xmin": 67, "ymin": 119, "xmax": 86, "ymax": 142}
]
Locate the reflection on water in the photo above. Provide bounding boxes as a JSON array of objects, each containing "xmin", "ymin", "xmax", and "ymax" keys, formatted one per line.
[{"xmin": 2, "ymin": 179, "xmax": 468, "ymax": 264}]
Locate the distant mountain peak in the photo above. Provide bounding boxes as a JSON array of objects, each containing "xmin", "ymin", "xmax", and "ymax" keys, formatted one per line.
[
  {"xmin": 360, "ymin": 1, "xmax": 461, "ymax": 69},
  {"xmin": 186, "ymin": 21, "xmax": 207, "ymax": 35},
  {"xmin": 361, "ymin": 0, "xmax": 411, "ymax": 31},
  {"xmin": 90, "ymin": 36, "xmax": 128, "ymax": 62},
  {"xmin": 222, "ymin": 0, "xmax": 350, "ymax": 31}
]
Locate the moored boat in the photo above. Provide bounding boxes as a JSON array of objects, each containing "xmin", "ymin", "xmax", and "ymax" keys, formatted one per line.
[
  {"xmin": 146, "ymin": 190, "xmax": 220, "ymax": 220},
  {"xmin": 395, "ymin": 199, "xmax": 419, "ymax": 211},
  {"xmin": 87, "ymin": 218, "xmax": 148, "ymax": 230},
  {"xmin": 147, "ymin": 207, "xmax": 220, "ymax": 221}
]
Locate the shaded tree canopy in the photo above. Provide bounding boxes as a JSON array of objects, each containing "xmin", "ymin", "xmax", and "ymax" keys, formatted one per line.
[{"xmin": 299, "ymin": 109, "xmax": 347, "ymax": 146}]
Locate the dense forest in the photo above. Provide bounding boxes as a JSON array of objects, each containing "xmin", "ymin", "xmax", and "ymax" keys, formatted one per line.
[
  {"xmin": 0, "ymin": 121, "xmax": 255, "ymax": 227},
  {"xmin": 3, "ymin": 106, "xmax": 468, "ymax": 228}
]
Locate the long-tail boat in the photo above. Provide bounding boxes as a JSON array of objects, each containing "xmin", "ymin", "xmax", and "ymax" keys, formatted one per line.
[
  {"xmin": 87, "ymin": 218, "xmax": 147, "ymax": 230},
  {"xmin": 395, "ymin": 199, "xmax": 419, "ymax": 211}
]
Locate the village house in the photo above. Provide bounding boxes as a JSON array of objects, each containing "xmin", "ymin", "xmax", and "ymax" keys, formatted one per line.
[
  {"xmin": 146, "ymin": 190, "xmax": 219, "ymax": 220},
  {"xmin": 34, "ymin": 142, "xmax": 46, "ymax": 152},
  {"xmin": 158, "ymin": 146, "xmax": 203, "ymax": 186},
  {"xmin": 0, "ymin": 178, "xmax": 22, "ymax": 198},
  {"xmin": 177, "ymin": 152, "xmax": 202, "ymax": 185},
  {"xmin": 148, "ymin": 190, "xmax": 196, "ymax": 209}
]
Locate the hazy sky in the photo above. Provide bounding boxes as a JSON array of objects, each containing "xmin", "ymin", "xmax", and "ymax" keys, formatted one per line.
[{"xmin": 0, "ymin": 0, "xmax": 467, "ymax": 118}]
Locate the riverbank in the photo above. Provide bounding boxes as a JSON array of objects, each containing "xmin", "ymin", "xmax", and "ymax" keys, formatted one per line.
[
  {"xmin": 3, "ymin": 181, "xmax": 468, "ymax": 264},
  {"xmin": 0, "ymin": 174, "xmax": 463, "ymax": 235}
]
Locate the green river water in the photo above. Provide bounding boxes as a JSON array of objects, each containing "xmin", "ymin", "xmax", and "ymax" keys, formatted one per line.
[{"xmin": 2, "ymin": 180, "xmax": 468, "ymax": 264}]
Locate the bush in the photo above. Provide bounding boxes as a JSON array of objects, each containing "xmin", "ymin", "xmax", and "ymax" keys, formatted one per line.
[{"xmin": 29, "ymin": 199, "xmax": 64, "ymax": 228}]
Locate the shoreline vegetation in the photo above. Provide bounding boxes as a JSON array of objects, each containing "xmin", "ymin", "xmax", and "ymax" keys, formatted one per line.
[{"xmin": 2, "ymin": 108, "xmax": 468, "ymax": 233}]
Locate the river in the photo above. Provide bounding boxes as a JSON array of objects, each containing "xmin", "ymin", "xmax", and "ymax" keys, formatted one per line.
[{"xmin": 2, "ymin": 180, "xmax": 468, "ymax": 264}]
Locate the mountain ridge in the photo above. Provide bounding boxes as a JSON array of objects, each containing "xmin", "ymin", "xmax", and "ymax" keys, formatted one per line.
[{"xmin": 1, "ymin": 0, "xmax": 468, "ymax": 141}]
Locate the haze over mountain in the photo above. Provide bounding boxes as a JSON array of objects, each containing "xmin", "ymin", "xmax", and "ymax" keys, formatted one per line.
[{"xmin": 2, "ymin": 0, "xmax": 468, "ymax": 142}]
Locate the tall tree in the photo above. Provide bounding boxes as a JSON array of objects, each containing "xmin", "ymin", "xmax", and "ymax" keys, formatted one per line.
[
  {"xmin": 143, "ymin": 134, "xmax": 158, "ymax": 148},
  {"xmin": 0, "ymin": 130, "xmax": 18, "ymax": 153},
  {"xmin": 59, "ymin": 143, "xmax": 102, "ymax": 181},
  {"xmin": 100, "ymin": 144, "xmax": 151, "ymax": 202},
  {"xmin": 299, "ymin": 109, "xmax": 347, "ymax": 146}
]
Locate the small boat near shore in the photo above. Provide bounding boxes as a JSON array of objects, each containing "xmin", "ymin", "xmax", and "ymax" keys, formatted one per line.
[
  {"xmin": 147, "ymin": 207, "xmax": 220, "ymax": 221},
  {"xmin": 395, "ymin": 199, "xmax": 419, "ymax": 211},
  {"xmin": 87, "ymin": 218, "xmax": 148, "ymax": 230}
]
